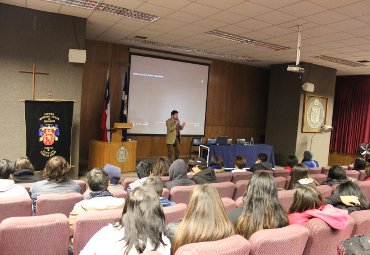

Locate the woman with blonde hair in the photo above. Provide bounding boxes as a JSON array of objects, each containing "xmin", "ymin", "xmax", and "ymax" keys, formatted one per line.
[
  {"xmin": 172, "ymin": 184, "xmax": 234, "ymax": 253},
  {"xmin": 151, "ymin": 157, "xmax": 171, "ymax": 176}
]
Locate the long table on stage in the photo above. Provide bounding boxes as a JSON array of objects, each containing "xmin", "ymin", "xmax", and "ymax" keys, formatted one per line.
[{"xmin": 208, "ymin": 144, "xmax": 275, "ymax": 168}]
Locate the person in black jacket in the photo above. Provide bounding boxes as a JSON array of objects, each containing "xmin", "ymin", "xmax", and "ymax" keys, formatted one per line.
[
  {"xmin": 189, "ymin": 158, "xmax": 216, "ymax": 184},
  {"xmin": 12, "ymin": 157, "xmax": 41, "ymax": 183},
  {"xmin": 249, "ymin": 153, "xmax": 273, "ymax": 173}
]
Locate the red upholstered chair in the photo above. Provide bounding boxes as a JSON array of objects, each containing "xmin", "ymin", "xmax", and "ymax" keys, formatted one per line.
[
  {"xmin": 210, "ymin": 182, "xmax": 235, "ymax": 199},
  {"xmin": 19, "ymin": 182, "xmax": 32, "ymax": 193},
  {"xmin": 233, "ymin": 180, "xmax": 249, "ymax": 200},
  {"xmin": 308, "ymin": 167, "xmax": 322, "ymax": 175},
  {"xmin": 0, "ymin": 196, "xmax": 32, "ymax": 223},
  {"xmin": 303, "ymin": 217, "xmax": 355, "ymax": 255},
  {"xmin": 122, "ymin": 177, "xmax": 138, "ymax": 190},
  {"xmin": 357, "ymin": 181, "xmax": 370, "ymax": 201},
  {"xmin": 232, "ymin": 171, "xmax": 253, "ymax": 183},
  {"xmin": 348, "ymin": 164, "xmax": 354, "ymax": 170},
  {"xmin": 322, "ymin": 166, "xmax": 331, "ymax": 176},
  {"xmin": 36, "ymin": 192, "xmax": 83, "ymax": 216},
  {"xmin": 163, "ymin": 203, "xmax": 187, "ymax": 225},
  {"xmin": 342, "ymin": 166, "xmax": 349, "ymax": 171},
  {"xmin": 350, "ymin": 209, "xmax": 370, "ymax": 236},
  {"xmin": 73, "ymin": 179, "xmax": 86, "ymax": 194},
  {"xmin": 160, "ymin": 176, "xmax": 170, "ymax": 183},
  {"xmin": 235, "ymin": 196, "xmax": 243, "ymax": 208},
  {"xmin": 221, "ymin": 197, "xmax": 236, "ymax": 213},
  {"xmin": 215, "ymin": 172, "xmax": 232, "ymax": 183},
  {"xmin": 162, "ymin": 187, "xmax": 170, "ymax": 199},
  {"xmin": 110, "ymin": 189, "xmax": 128, "ymax": 199},
  {"xmin": 278, "ymin": 189, "xmax": 296, "ymax": 212},
  {"xmin": 345, "ymin": 170, "xmax": 360, "ymax": 180},
  {"xmin": 73, "ymin": 209, "xmax": 122, "ymax": 255},
  {"xmin": 316, "ymin": 185, "xmax": 333, "ymax": 198},
  {"xmin": 273, "ymin": 169, "xmax": 291, "ymax": 178},
  {"xmin": 310, "ymin": 174, "xmax": 327, "ymax": 185},
  {"xmin": 249, "ymin": 224, "xmax": 309, "ymax": 255},
  {"xmin": 175, "ymin": 235, "xmax": 251, "ymax": 255},
  {"xmin": 255, "ymin": 170, "xmax": 274, "ymax": 175},
  {"xmin": 169, "ymin": 185, "xmax": 196, "ymax": 204},
  {"xmin": 0, "ymin": 213, "xmax": 69, "ymax": 255},
  {"xmin": 274, "ymin": 176, "xmax": 287, "ymax": 189},
  {"xmin": 358, "ymin": 170, "xmax": 366, "ymax": 181},
  {"xmin": 285, "ymin": 176, "xmax": 291, "ymax": 189}
]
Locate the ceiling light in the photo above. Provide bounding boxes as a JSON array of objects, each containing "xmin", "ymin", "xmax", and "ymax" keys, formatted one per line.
[
  {"xmin": 97, "ymin": 3, "xmax": 160, "ymax": 22},
  {"xmin": 313, "ymin": 55, "xmax": 366, "ymax": 67},
  {"xmin": 43, "ymin": 0, "xmax": 99, "ymax": 9},
  {"xmin": 205, "ymin": 30, "xmax": 290, "ymax": 51}
]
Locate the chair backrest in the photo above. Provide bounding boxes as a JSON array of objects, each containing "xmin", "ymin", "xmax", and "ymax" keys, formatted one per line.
[
  {"xmin": 254, "ymin": 170, "xmax": 274, "ymax": 175},
  {"xmin": 358, "ymin": 170, "xmax": 366, "ymax": 181},
  {"xmin": 19, "ymin": 182, "xmax": 32, "ymax": 193},
  {"xmin": 221, "ymin": 197, "xmax": 236, "ymax": 213},
  {"xmin": 160, "ymin": 176, "xmax": 170, "ymax": 183},
  {"xmin": 233, "ymin": 180, "xmax": 249, "ymax": 200},
  {"xmin": 274, "ymin": 176, "xmax": 286, "ymax": 189},
  {"xmin": 169, "ymin": 185, "xmax": 196, "ymax": 204},
  {"xmin": 122, "ymin": 177, "xmax": 138, "ymax": 190},
  {"xmin": 162, "ymin": 187, "xmax": 170, "ymax": 199},
  {"xmin": 36, "ymin": 192, "xmax": 83, "ymax": 216},
  {"xmin": 348, "ymin": 164, "xmax": 354, "ymax": 170},
  {"xmin": 278, "ymin": 189, "xmax": 296, "ymax": 212},
  {"xmin": 163, "ymin": 203, "xmax": 187, "ymax": 225},
  {"xmin": 110, "ymin": 189, "xmax": 128, "ymax": 199},
  {"xmin": 235, "ymin": 196, "xmax": 243, "ymax": 208},
  {"xmin": 357, "ymin": 181, "xmax": 370, "ymax": 201},
  {"xmin": 303, "ymin": 217, "xmax": 355, "ymax": 255},
  {"xmin": 73, "ymin": 180, "xmax": 87, "ymax": 194},
  {"xmin": 0, "ymin": 196, "xmax": 32, "ymax": 223},
  {"xmin": 215, "ymin": 172, "xmax": 232, "ymax": 183},
  {"xmin": 249, "ymin": 224, "xmax": 309, "ymax": 255},
  {"xmin": 175, "ymin": 235, "xmax": 251, "ymax": 255},
  {"xmin": 73, "ymin": 209, "xmax": 122, "ymax": 255},
  {"xmin": 316, "ymin": 185, "xmax": 333, "ymax": 198},
  {"xmin": 308, "ymin": 167, "xmax": 322, "ymax": 175},
  {"xmin": 232, "ymin": 171, "xmax": 253, "ymax": 183},
  {"xmin": 285, "ymin": 176, "xmax": 291, "ymax": 189},
  {"xmin": 322, "ymin": 166, "xmax": 330, "ymax": 176},
  {"xmin": 0, "ymin": 213, "xmax": 69, "ymax": 255},
  {"xmin": 350, "ymin": 209, "xmax": 370, "ymax": 236},
  {"xmin": 341, "ymin": 166, "xmax": 349, "ymax": 171},
  {"xmin": 310, "ymin": 174, "xmax": 327, "ymax": 185},
  {"xmin": 273, "ymin": 169, "xmax": 291, "ymax": 178},
  {"xmin": 345, "ymin": 170, "xmax": 360, "ymax": 180},
  {"xmin": 210, "ymin": 182, "xmax": 235, "ymax": 199}
]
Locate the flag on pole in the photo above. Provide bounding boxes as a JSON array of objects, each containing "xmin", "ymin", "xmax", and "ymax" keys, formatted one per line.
[
  {"xmin": 100, "ymin": 69, "xmax": 111, "ymax": 142},
  {"xmin": 119, "ymin": 72, "xmax": 128, "ymax": 141}
]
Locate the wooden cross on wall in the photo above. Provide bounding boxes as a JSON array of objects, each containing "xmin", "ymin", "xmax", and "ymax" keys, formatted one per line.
[{"xmin": 19, "ymin": 64, "xmax": 49, "ymax": 100}]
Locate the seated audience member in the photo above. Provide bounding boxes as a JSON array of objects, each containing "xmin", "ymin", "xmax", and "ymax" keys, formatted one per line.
[
  {"xmin": 249, "ymin": 153, "xmax": 273, "ymax": 173},
  {"xmin": 151, "ymin": 157, "xmax": 171, "ymax": 176},
  {"xmin": 0, "ymin": 159, "xmax": 29, "ymax": 197},
  {"xmin": 12, "ymin": 156, "xmax": 41, "ymax": 183},
  {"xmin": 353, "ymin": 158, "xmax": 366, "ymax": 171},
  {"xmin": 104, "ymin": 164, "xmax": 124, "ymax": 191},
  {"xmin": 171, "ymin": 184, "xmax": 234, "ymax": 253},
  {"xmin": 30, "ymin": 156, "xmax": 80, "ymax": 211},
  {"xmin": 69, "ymin": 168, "xmax": 125, "ymax": 235},
  {"xmin": 80, "ymin": 186, "xmax": 171, "ymax": 255},
  {"xmin": 284, "ymin": 155, "xmax": 298, "ymax": 171},
  {"xmin": 190, "ymin": 158, "xmax": 216, "ymax": 184},
  {"xmin": 165, "ymin": 159, "xmax": 195, "ymax": 190},
  {"xmin": 231, "ymin": 155, "xmax": 247, "ymax": 173},
  {"xmin": 302, "ymin": 150, "xmax": 319, "ymax": 168},
  {"xmin": 209, "ymin": 155, "xmax": 225, "ymax": 173},
  {"xmin": 289, "ymin": 185, "xmax": 349, "ymax": 230},
  {"xmin": 365, "ymin": 163, "xmax": 370, "ymax": 181},
  {"xmin": 287, "ymin": 164, "xmax": 318, "ymax": 190},
  {"xmin": 325, "ymin": 181, "xmax": 369, "ymax": 213},
  {"xmin": 230, "ymin": 172, "xmax": 288, "ymax": 238},
  {"xmin": 143, "ymin": 176, "xmax": 175, "ymax": 207},
  {"xmin": 127, "ymin": 160, "xmax": 153, "ymax": 192},
  {"xmin": 322, "ymin": 165, "xmax": 356, "ymax": 186}
]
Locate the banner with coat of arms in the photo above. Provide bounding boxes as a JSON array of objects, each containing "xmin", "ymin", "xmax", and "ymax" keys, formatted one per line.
[{"xmin": 25, "ymin": 100, "xmax": 73, "ymax": 170}]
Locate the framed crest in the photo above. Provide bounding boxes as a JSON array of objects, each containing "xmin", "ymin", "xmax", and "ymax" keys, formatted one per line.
[{"xmin": 302, "ymin": 94, "xmax": 328, "ymax": 133}]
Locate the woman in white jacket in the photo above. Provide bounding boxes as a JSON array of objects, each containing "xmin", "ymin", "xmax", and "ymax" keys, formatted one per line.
[{"xmin": 0, "ymin": 159, "xmax": 29, "ymax": 197}]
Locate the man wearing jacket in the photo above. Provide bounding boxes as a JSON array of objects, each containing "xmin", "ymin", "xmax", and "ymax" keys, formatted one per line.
[
  {"xmin": 190, "ymin": 158, "xmax": 216, "ymax": 184},
  {"xmin": 166, "ymin": 110, "xmax": 185, "ymax": 160}
]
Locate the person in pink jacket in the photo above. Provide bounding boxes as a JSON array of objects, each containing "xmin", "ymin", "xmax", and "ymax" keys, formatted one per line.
[{"xmin": 288, "ymin": 185, "xmax": 349, "ymax": 230}]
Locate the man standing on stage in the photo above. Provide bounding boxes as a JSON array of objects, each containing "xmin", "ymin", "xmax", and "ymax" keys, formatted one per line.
[{"xmin": 166, "ymin": 110, "xmax": 185, "ymax": 160}]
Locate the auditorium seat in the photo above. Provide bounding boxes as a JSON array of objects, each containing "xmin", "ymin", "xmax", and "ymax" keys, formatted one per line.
[
  {"xmin": 316, "ymin": 185, "xmax": 333, "ymax": 198},
  {"xmin": 210, "ymin": 182, "xmax": 235, "ymax": 199},
  {"xmin": 19, "ymin": 182, "xmax": 32, "ymax": 193},
  {"xmin": 341, "ymin": 166, "xmax": 349, "ymax": 171},
  {"xmin": 350, "ymin": 209, "xmax": 370, "ymax": 236},
  {"xmin": 274, "ymin": 176, "xmax": 286, "ymax": 189},
  {"xmin": 322, "ymin": 166, "xmax": 330, "ymax": 176},
  {"xmin": 308, "ymin": 167, "xmax": 322, "ymax": 175},
  {"xmin": 160, "ymin": 176, "xmax": 170, "ymax": 183},
  {"xmin": 215, "ymin": 172, "xmax": 232, "ymax": 183},
  {"xmin": 233, "ymin": 180, "xmax": 249, "ymax": 200},
  {"xmin": 285, "ymin": 176, "xmax": 291, "ymax": 189},
  {"xmin": 110, "ymin": 189, "xmax": 128, "ymax": 199},
  {"xmin": 162, "ymin": 187, "xmax": 170, "ymax": 199},
  {"xmin": 163, "ymin": 203, "xmax": 187, "ymax": 225},
  {"xmin": 348, "ymin": 164, "xmax": 354, "ymax": 170},
  {"xmin": 0, "ymin": 213, "xmax": 69, "ymax": 255},
  {"xmin": 175, "ymin": 235, "xmax": 251, "ymax": 255},
  {"xmin": 221, "ymin": 197, "xmax": 236, "ymax": 213},
  {"xmin": 358, "ymin": 170, "xmax": 366, "ymax": 181},
  {"xmin": 278, "ymin": 189, "xmax": 296, "ymax": 212},
  {"xmin": 73, "ymin": 179, "xmax": 86, "ymax": 194},
  {"xmin": 302, "ymin": 217, "xmax": 355, "ymax": 255},
  {"xmin": 345, "ymin": 170, "xmax": 360, "ymax": 180},
  {"xmin": 73, "ymin": 209, "xmax": 122, "ymax": 255},
  {"xmin": 254, "ymin": 170, "xmax": 274, "ymax": 175},
  {"xmin": 232, "ymin": 171, "xmax": 253, "ymax": 183},
  {"xmin": 235, "ymin": 196, "xmax": 243, "ymax": 208},
  {"xmin": 273, "ymin": 169, "xmax": 291, "ymax": 178},
  {"xmin": 122, "ymin": 177, "xmax": 138, "ymax": 190},
  {"xmin": 36, "ymin": 192, "xmax": 83, "ymax": 216},
  {"xmin": 249, "ymin": 224, "xmax": 309, "ymax": 255},
  {"xmin": 169, "ymin": 185, "xmax": 195, "ymax": 204},
  {"xmin": 0, "ymin": 196, "xmax": 32, "ymax": 223},
  {"xmin": 310, "ymin": 174, "xmax": 327, "ymax": 185},
  {"xmin": 357, "ymin": 181, "xmax": 370, "ymax": 201}
]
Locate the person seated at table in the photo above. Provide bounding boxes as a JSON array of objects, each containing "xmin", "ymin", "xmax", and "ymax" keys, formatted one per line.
[
  {"xmin": 231, "ymin": 155, "xmax": 247, "ymax": 173},
  {"xmin": 301, "ymin": 150, "xmax": 319, "ymax": 168},
  {"xmin": 321, "ymin": 165, "xmax": 356, "ymax": 186},
  {"xmin": 209, "ymin": 155, "xmax": 224, "ymax": 173},
  {"xmin": 127, "ymin": 160, "xmax": 153, "ymax": 192},
  {"xmin": 249, "ymin": 153, "xmax": 273, "ymax": 173},
  {"xmin": 284, "ymin": 155, "xmax": 298, "ymax": 171},
  {"xmin": 190, "ymin": 158, "xmax": 216, "ymax": 184},
  {"xmin": 353, "ymin": 158, "xmax": 366, "ymax": 171},
  {"xmin": 143, "ymin": 176, "xmax": 175, "ymax": 207},
  {"xmin": 287, "ymin": 164, "xmax": 318, "ymax": 190},
  {"xmin": 165, "ymin": 159, "xmax": 195, "ymax": 190},
  {"xmin": 12, "ymin": 156, "xmax": 41, "ymax": 183},
  {"xmin": 0, "ymin": 159, "xmax": 29, "ymax": 197}
]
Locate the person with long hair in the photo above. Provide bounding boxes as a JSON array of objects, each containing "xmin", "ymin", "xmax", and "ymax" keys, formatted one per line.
[
  {"xmin": 151, "ymin": 157, "xmax": 171, "ymax": 176},
  {"xmin": 231, "ymin": 172, "xmax": 288, "ymax": 239},
  {"xmin": 81, "ymin": 186, "xmax": 170, "ymax": 255},
  {"xmin": 289, "ymin": 185, "xmax": 349, "ymax": 230},
  {"xmin": 287, "ymin": 164, "xmax": 318, "ymax": 190},
  {"xmin": 322, "ymin": 165, "xmax": 355, "ymax": 186},
  {"xmin": 231, "ymin": 155, "xmax": 247, "ymax": 173},
  {"xmin": 209, "ymin": 155, "xmax": 225, "ymax": 173}
]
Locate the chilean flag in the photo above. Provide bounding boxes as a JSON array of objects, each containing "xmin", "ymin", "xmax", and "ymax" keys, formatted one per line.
[{"xmin": 100, "ymin": 70, "xmax": 110, "ymax": 142}]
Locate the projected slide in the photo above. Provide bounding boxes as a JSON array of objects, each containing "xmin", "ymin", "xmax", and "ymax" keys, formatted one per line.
[{"xmin": 128, "ymin": 54, "xmax": 209, "ymax": 135}]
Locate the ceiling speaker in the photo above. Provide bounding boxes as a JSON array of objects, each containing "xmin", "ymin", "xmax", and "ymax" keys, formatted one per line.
[{"xmin": 68, "ymin": 49, "xmax": 86, "ymax": 63}]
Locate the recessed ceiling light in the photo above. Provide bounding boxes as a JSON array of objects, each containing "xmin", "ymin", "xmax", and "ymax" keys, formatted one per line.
[
  {"xmin": 205, "ymin": 30, "xmax": 290, "ymax": 51},
  {"xmin": 313, "ymin": 55, "xmax": 366, "ymax": 67},
  {"xmin": 43, "ymin": 0, "xmax": 99, "ymax": 9}
]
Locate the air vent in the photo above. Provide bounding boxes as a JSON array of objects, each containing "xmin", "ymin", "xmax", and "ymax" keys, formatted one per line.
[
  {"xmin": 44, "ymin": 0, "xmax": 98, "ymax": 9},
  {"xmin": 313, "ymin": 55, "xmax": 366, "ymax": 67}
]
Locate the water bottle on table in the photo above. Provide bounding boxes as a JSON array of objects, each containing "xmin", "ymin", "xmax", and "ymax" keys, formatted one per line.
[{"xmin": 250, "ymin": 137, "xmax": 254, "ymax": 145}]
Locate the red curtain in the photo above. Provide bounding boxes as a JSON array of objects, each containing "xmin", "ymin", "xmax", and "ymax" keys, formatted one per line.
[{"xmin": 330, "ymin": 76, "xmax": 370, "ymax": 154}]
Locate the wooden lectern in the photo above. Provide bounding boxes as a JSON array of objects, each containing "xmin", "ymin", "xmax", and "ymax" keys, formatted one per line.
[{"xmin": 88, "ymin": 123, "xmax": 137, "ymax": 173}]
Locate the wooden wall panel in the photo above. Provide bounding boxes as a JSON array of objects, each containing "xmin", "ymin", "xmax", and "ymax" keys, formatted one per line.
[
  {"xmin": 79, "ymin": 40, "xmax": 270, "ymax": 164},
  {"xmin": 328, "ymin": 152, "xmax": 357, "ymax": 166}
]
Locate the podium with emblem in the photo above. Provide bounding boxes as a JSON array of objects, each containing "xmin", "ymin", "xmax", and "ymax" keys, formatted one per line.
[{"xmin": 88, "ymin": 123, "xmax": 137, "ymax": 173}]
